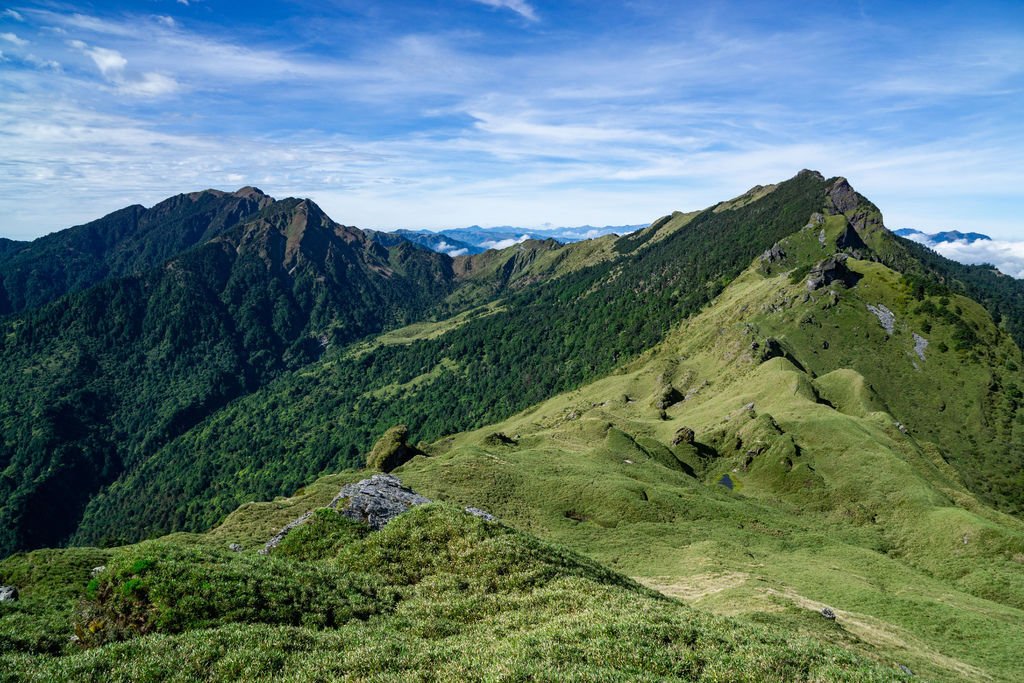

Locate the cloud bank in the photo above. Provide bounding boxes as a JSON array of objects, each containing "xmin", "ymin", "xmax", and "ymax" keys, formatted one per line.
[{"xmin": 902, "ymin": 233, "xmax": 1024, "ymax": 279}]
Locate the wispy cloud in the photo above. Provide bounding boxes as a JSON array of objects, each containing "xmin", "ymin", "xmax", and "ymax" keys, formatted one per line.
[
  {"xmin": 480, "ymin": 234, "xmax": 531, "ymax": 250},
  {"xmin": 472, "ymin": 0, "xmax": 538, "ymax": 22},
  {"xmin": 1, "ymin": 31, "xmax": 26, "ymax": 45},
  {"xmin": 68, "ymin": 38, "xmax": 178, "ymax": 96},
  {"xmin": 0, "ymin": 2, "xmax": 1022, "ymax": 243},
  {"xmin": 2, "ymin": 9, "xmax": 23, "ymax": 21}
]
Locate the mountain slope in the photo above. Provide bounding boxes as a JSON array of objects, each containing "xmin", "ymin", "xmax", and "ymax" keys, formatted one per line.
[
  {"xmin": 0, "ymin": 188, "xmax": 273, "ymax": 314},
  {"xmin": 0, "ymin": 198, "xmax": 457, "ymax": 555},
  {"xmin": 0, "ymin": 475, "xmax": 898, "ymax": 681},
  {"xmin": 391, "ymin": 222, "xmax": 1024, "ymax": 681},
  {"xmin": 70, "ymin": 170, "xmax": 835, "ymax": 546}
]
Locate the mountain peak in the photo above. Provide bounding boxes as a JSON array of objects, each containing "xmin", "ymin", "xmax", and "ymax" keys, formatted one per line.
[
  {"xmin": 233, "ymin": 186, "xmax": 270, "ymax": 200},
  {"xmin": 796, "ymin": 168, "xmax": 825, "ymax": 181}
]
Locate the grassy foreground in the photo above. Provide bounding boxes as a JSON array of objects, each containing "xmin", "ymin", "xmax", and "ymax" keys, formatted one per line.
[{"xmin": 1, "ymin": 503, "xmax": 895, "ymax": 681}]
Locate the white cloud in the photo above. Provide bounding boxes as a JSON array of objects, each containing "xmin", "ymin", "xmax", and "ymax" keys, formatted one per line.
[
  {"xmin": 156, "ymin": 16, "xmax": 176, "ymax": 28},
  {"xmin": 480, "ymin": 234, "xmax": 531, "ymax": 250},
  {"xmin": 472, "ymin": 0, "xmax": 538, "ymax": 22},
  {"xmin": 3, "ymin": 9, "xmax": 24, "ymax": 21},
  {"xmin": 436, "ymin": 241, "xmax": 469, "ymax": 257},
  {"xmin": 176, "ymin": 0, "xmax": 189, "ymax": 5},
  {"xmin": 119, "ymin": 71, "xmax": 178, "ymax": 96},
  {"xmin": 83, "ymin": 44, "xmax": 126, "ymax": 76},
  {"xmin": 1, "ymin": 31, "xmax": 26, "ymax": 45},
  {"xmin": 68, "ymin": 39, "xmax": 177, "ymax": 96},
  {"xmin": 25, "ymin": 54, "xmax": 60, "ymax": 71},
  {"xmin": 927, "ymin": 239, "xmax": 1024, "ymax": 279}
]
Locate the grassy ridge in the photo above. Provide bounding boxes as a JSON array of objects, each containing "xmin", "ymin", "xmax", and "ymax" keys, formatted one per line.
[
  {"xmin": 0, "ymin": 504, "xmax": 895, "ymax": 682},
  {"xmin": 388, "ymin": 246, "xmax": 1024, "ymax": 681}
]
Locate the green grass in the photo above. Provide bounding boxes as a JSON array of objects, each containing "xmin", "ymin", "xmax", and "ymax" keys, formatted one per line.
[
  {"xmin": 388, "ymin": 249, "xmax": 1024, "ymax": 682},
  {"xmin": 0, "ymin": 505, "xmax": 897, "ymax": 682}
]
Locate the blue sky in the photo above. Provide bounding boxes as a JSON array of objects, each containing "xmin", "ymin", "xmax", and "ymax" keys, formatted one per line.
[{"xmin": 1, "ymin": 0, "xmax": 1023, "ymax": 243}]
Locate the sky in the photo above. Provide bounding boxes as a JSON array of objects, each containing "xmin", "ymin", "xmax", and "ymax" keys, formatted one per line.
[{"xmin": 1, "ymin": 1, "xmax": 1022, "ymax": 267}]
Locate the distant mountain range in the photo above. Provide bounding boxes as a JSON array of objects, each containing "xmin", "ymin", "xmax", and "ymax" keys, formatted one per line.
[
  {"xmin": 367, "ymin": 224, "xmax": 645, "ymax": 256},
  {"xmin": 892, "ymin": 228, "xmax": 992, "ymax": 245}
]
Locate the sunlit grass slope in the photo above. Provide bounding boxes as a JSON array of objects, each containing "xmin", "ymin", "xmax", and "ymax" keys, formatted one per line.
[
  {"xmin": 1, "ymin": 498, "xmax": 896, "ymax": 681},
  {"xmin": 392, "ymin": 225, "xmax": 1024, "ymax": 682}
]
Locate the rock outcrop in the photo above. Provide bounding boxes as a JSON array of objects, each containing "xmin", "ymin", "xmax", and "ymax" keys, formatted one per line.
[
  {"xmin": 912, "ymin": 333, "xmax": 928, "ymax": 361},
  {"xmin": 0, "ymin": 585, "xmax": 17, "ymax": 602},
  {"xmin": 866, "ymin": 304, "xmax": 896, "ymax": 335},
  {"xmin": 260, "ymin": 474, "xmax": 435, "ymax": 554},
  {"xmin": 806, "ymin": 254, "xmax": 858, "ymax": 291},
  {"xmin": 672, "ymin": 426, "xmax": 696, "ymax": 445},
  {"xmin": 330, "ymin": 473, "xmax": 431, "ymax": 530},
  {"xmin": 761, "ymin": 242, "xmax": 786, "ymax": 264}
]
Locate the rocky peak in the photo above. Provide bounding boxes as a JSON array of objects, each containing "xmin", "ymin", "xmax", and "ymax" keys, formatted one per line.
[{"xmin": 826, "ymin": 177, "xmax": 859, "ymax": 215}]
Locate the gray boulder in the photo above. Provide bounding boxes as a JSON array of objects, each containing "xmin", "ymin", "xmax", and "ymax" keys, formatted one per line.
[
  {"xmin": 866, "ymin": 303, "xmax": 896, "ymax": 335},
  {"xmin": 761, "ymin": 242, "xmax": 786, "ymax": 264},
  {"xmin": 465, "ymin": 507, "xmax": 497, "ymax": 522},
  {"xmin": 820, "ymin": 606, "xmax": 836, "ymax": 620},
  {"xmin": 329, "ymin": 473, "xmax": 432, "ymax": 530},
  {"xmin": 0, "ymin": 585, "xmax": 17, "ymax": 602},
  {"xmin": 807, "ymin": 254, "xmax": 855, "ymax": 291}
]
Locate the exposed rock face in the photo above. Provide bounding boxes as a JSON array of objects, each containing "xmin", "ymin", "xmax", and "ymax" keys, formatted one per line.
[
  {"xmin": 826, "ymin": 178, "xmax": 860, "ymax": 215},
  {"xmin": 330, "ymin": 473, "xmax": 432, "ymax": 530},
  {"xmin": 803, "ymin": 212, "xmax": 825, "ymax": 230},
  {"xmin": 806, "ymin": 254, "xmax": 857, "ymax": 291},
  {"xmin": 672, "ymin": 426, "xmax": 696, "ymax": 445},
  {"xmin": 820, "ymin": 606, "xmax": 837, "ymax": 621},
  {"xmin": 0, "ymin": 586, "xmax": 17, "ymax": 602},
  {"xmin": 228, "ymin": 543, "xmax": 243, "ymax": 552},
  {"xmin": 835, "ymin": 222, "xmax": 868, "ymax": 253},
  {"xmin": 761, "ymin": 242, "xmax": 786, "ymax": 264},
  {"xmin": 866, "ymin": 304, "xmax": 896, "ymax": 335},
  {"xmin": 912, "ymin": 333, "xmax": 928, "ymax": 361}
]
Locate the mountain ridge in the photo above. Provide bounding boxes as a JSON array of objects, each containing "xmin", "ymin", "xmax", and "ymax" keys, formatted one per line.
[{"xmin": 3, "ymin": 170, "xmax": 1023, "ymax": 681}]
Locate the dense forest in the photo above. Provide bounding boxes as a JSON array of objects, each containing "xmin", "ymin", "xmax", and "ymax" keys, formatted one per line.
[{"xmin": 0, "ymin": 197, "xmax": 457, "ymax": 555}]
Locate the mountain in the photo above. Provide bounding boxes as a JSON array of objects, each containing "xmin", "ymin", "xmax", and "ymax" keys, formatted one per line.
[
  {"xmin": 69, "ymin": 171, "xmax": 834, "ymax": 545},
  {"xmin": 0, "ymin": 195, "xmax": 461, "ymax": 555},
  {"xmin": 893, "ymin": 228, "xmax": 992, "ymax": 245},
  {"xmin": 0, "ymin": 188, "xmax": 273, "ymax": 314},
  {"xmin": 2, "ymin": 171, "xmax": 1024, "ymax": 680},
  {"xmin": 367, "ymin": 223, "xmax": 646, "ymax": 256}
]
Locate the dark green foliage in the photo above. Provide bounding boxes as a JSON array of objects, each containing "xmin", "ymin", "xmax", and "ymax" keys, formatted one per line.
[
  {"xmin": 72, "ymin": 170, "xmax": 832, "ymax": 544},
  {"xmin": 893, "ymin": 236, "xmax": 1024, "ymax": 349},
  {"xmin": 272, "ymin": 509, "xmax": 368, "ymax": 562},
  {"xmin": 0, "ymin": 547, "xmax": 110, "ymax": 656},
  {"xmin": 0, "ymin": 198, "xmax": 458, "ymax": 556},
  {"xmin": 0, "ymin": 189, "xmax": 271, "ymax": 315},
  {"xmin": 74, "ymin": 541, "xmax": 391, "ymax": 646}
]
